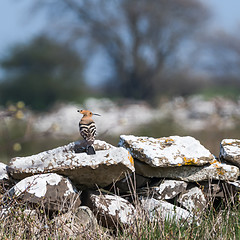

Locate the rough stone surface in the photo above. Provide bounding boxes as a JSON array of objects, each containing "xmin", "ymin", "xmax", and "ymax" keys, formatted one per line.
[
  {"xmin": 8, "ymin": 140, "xmax": 134, "ymax": 188},
  {"xmin": 228, "ymin": 180, "xmax": 240, "ymax": 190},
  {"xmin": 0, "ymin": 162, "xmax": 9, "ymax": 181},
  {"xmin": 54, "ymin": 206, "xmax": 98, "ymax": 236},
  {"xmin": 178, "ymin": 187, "xmax": 207, "ymax": 215},
  {"xmin": 119, "ymin": 135, "xmax": 214, "ymax": 167},
  {"xmin": 141, "ymin": 198, "xmax": 193, "ymax": 223},
  {"xmin": 8, "ymin": 173, "xmax": 81, "ymax": 211},
  {"xmin": 154, "ymin": 180, "xmax": 187, "ymax": 200},
  {"xmin": 220, "ymin": 139, "xmax": 240, "ymax": 167},
  {"xmin": 200, "ymin": 181, "xmax": 224, "ymax": 198},
  {"xmin": 87, "ymin": 193, "xmax": 135, "ymax": 228},
  {"xmin": 135, "ymin": 159, "xmax": 239, "ymax": 182},
  {"xmin": 115, "ymin": 173, "xmax": 150, "ymax": 193}
]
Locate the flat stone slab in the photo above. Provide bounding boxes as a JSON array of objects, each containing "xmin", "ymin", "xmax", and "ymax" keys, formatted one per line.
[
  {"xmin": 220, "ymin": 139, "xmax": 240, "ymax": 167},
  {"xmin": 135, "ymin": 159, "xmax": 239, "ymax": 182},
  {"xmin": 119, "ymin": 135, "xmax": 214, "ymax": 167},
  {"xmin": 154, "ymin": 180, "xmax": 187, "ymax": 200},
  {"xmin": 8, "ymin": 140, "xmax": 135, "ymax": 188},
  {"xmin": 141, "ymin": 198, "xmax": 193, "ymax": 223},
  {"xmin": 8, "ymin": 173, "xmax": 81, "ymax": 211}
]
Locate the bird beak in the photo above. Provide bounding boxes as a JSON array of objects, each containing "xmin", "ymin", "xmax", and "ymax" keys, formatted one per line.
[{"xmin": 93, "ymin": 113, "xmax": 101, "ymax": 116}]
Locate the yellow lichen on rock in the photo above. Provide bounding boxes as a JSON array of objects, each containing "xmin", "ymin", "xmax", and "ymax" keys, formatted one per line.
[
  {"xmin": 128, "ymin": 153, "xmax": 134, "ymax": 166},
  {"xmin": 210, "ymin": 159, "xmax": 218, "ymax": 164},
  {"xmin": 164, "ymin": 138, "xmax": 174, "ymax": 143},
  {"xmin": 183, "ymin": 157, "xmax": 197, "ymax": 165},
  {"xmin": 216, "ymin": 167, "xmax": 226, "ymax": 176},
  {"xmin": 210, "ymin": 160, "xmax": 226, "ymax": 175}
]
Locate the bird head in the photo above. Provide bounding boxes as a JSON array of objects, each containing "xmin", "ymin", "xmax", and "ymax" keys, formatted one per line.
[{"xmin": 77, "ymin": 110, "xmax": 100, "ymax": 117}]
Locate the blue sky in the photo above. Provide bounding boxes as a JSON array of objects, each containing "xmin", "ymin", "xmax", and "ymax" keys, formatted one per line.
[
  {"xmin": 0, "ymin": 0, "xmax": 240, "ymax": 83},
  {"xmin": 0, "ymin": 0, "xmax": 47, "ymax": 56},
  {"xmin": 1, "ymin": 0, "xmax": 240, "ymax": 55},
  {"xmin": 202, "ymin": 0, "xmax": 240, "ymax": 31}
]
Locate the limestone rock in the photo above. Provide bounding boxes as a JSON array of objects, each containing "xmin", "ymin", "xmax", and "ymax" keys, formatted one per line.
[
  {"xmin": 200, "ymin": 181, "xmax": 224, "ymax": 198},
  {"xmin": 220, "ymin": 139, "xmax": 240, "ymax": 167},
  {"xmin": 154, "ymin": 180, "xmax": 187, "ymax": 200},
  {"xmin": 0, "ymin": 162, "xmax": 15, "ymax": 193},
  {"xmin": 115, "ymin": 173, "xmax": 150, "ymax": 193},
  {"xmin": 8, "ymin": 140, "xmax": 134, "ymax": 188},
  {"xmin": 8, "ymin": 173, "xmax": 81, "ymax": 211},
  {"xmin": 228, "ymin": 180, "xmax": 240, "ymax": 190},
  {"xmin": 0, "ymin": 162, "xmax": 9, "ymax": 181},
  {"xmin": 54, "ymin": 206, "xmax": 97, "ymax": 236},
  {"xmin": 135, "ymin": 159, "xmax": 239, "ymax": 182},
  {"xmin": 87, "ymin": 193, "xmax": 135, "ymax": 228},
  {"xmin": 178, "ymin": 187, "xmax": 207, "ymax": 215},
  {"xmin": 119, "ymin": 135, "xmax": 214, "ymax": 167},
  {"xmin": 141, "ymin": 198, "xmax": 193, "ymax": 223}
]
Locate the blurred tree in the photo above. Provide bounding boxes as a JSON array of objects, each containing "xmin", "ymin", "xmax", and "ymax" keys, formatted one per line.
[
  {"xmin": 34, "ymin": 0, "xmax": 209, "ymax": 104},
  {"xmin": 0, "ymin": 35, "xmax": 86, "ymax": 110},
  {"xmin": 199, "ymin": 32, "xmax": 240, "ymax": 78},
  {"xmin": 193, "ymin": 32, "xmax": 240, "ymax": 98}
]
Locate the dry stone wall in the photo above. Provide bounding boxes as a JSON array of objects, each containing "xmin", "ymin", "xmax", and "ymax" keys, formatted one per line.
[{"xmin": 1, "ymin": 135, "xmax": 240, "ymax": 236}]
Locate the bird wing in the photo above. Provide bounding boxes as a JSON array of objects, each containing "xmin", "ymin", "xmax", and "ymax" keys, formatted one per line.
[{"xmin": 79, "ymin": 121, "xmax": 96, "ymax": 144}]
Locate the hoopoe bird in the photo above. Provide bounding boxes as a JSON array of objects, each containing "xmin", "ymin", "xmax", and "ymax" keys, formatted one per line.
[{"xmin": 77, "ymin": 110, "xmax": 100, "ymax": 155}]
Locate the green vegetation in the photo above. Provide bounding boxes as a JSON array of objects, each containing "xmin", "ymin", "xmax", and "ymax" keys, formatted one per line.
[
  {"xmin": 200, "ymin": 86, "xmax": 240, "ymax": 100},
  {"xmin": 1, "ymin": 187, "xmax": 240, "ymax": 239},
  {"xmin": 0, "ymin": 36, "xmax": 86, "ymax": 111},
  {"xmin": 0, "ymin": 104, "xmax": 75, "ymax": 164}
]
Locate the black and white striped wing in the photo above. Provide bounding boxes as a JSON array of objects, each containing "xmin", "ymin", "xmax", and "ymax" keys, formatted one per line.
[{"xmin": 79, "ymin": 122, "xmax": 96, "ymax": 144}]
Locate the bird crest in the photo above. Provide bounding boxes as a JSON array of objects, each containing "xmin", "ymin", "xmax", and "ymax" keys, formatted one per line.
[{"xmin": 77, "ymin": 110, "xmax": 100, "ymax": 117}]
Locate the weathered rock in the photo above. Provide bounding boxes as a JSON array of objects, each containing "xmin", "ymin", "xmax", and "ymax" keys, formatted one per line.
[
  {"xmin": 228, "ymin": 180, "xmax": 240, "ymax": 190},
  {"xmin": 115, "ymin": 173, "xmax": 150, "ymax": 193},
  {"xmin": 8, "ymin": 140, "xmax": 134, "ymax": 188},
  {"xmin": 154, "ymin": 180, "xmax": 187, "ymax": 200},
  {"xmin": 178, "ymin": 187, "xmax": 207, "ymax": 215},
  {"xmin": 0, "ymin": 162, "xmax": 9, "ymax": 181},
  {"xmin": 87, "ymin": 193, "xmax": 135, "ymax": 228},
  {"xmin": 8, "ymin": 173, "xmax": 81, "ymax": 211},
  {"xmin": 0, "ymin": 163, "xmax": 15, "ymax": 195},
  {"xmin": 53, "ymin": 206, "xmax": 97, "ymax": 236},
  {"xmin": 220, "ymin": 139, "xmax": 240, "ymax": 167},
  {"xmin": 141, "ymin": 198, "xmax": 193, "ymax": 223},
  {"xmin": 200, "ymin": 181, "xmax": 224, "ymax": 198},
  {"xmin": 119, "ymin": 135, "xmax": 214, "ymax": 167},
  {"xmin": 135, "ymin": 159, "xmax": 239, "ymax": 182}
]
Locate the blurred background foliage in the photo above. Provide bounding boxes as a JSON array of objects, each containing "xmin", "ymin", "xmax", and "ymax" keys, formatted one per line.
[
  {"xmin": 1, "ymin": 0, "xmax": 240, "ymax": 162},
  {"xmin": 0, "ymin": 36, "xmax": 86, "ymax": 110}
]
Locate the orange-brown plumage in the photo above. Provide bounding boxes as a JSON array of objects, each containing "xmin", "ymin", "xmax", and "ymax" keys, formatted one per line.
[
  {"xmin": 79, "ymin": 110, "xmax": 94, "ymax": 124},
  {"xmin": 77, "ymin": 109, "xmax": 100, "ymax": 154}
]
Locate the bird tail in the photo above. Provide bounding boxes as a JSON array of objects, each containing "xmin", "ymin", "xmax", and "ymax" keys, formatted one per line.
[{"xmin": 87, "ymin": 145, "xmax": 96, "ymax": 155}]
